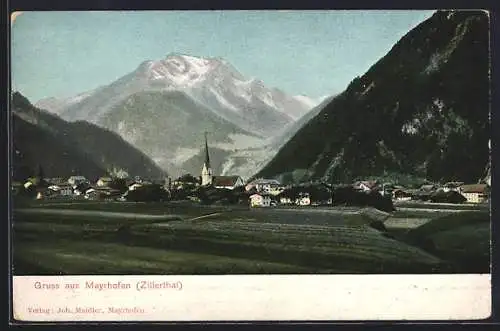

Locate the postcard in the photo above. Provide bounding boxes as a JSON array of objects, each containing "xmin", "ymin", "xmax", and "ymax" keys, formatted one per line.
[{"xmin": 10, "ymin": 9, "xmax": 491, "ymax": 322}]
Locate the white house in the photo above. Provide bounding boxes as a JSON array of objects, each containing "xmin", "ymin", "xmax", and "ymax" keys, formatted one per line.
[
  {"xmin": 392, "ymin": 189, "xmax": 412, "ymax": 201},
  {"xmin": 353, "ymin": 180, "xmax": 379, "ymax": 192},
  {"xmin": 68, "ymin": 176, "xmax": 88, "ymax": 187},
  {"xmin": 250, "ymin": 193, "xmax": 272, "ymax": 207},
  {"xmin": 60, "ymin": 184, "xmax": 74, "ymax": 196},
  {"xmin": 442, "ymin": 182, "xmax": 464, "ymax": 193},
  {"xmin": 296, "ymin": 194, "xmax": 311, "ymax": 206},
  {"xmin": 73, "ymin": 182, "xmax": 92, "ymax": 196},
  {"xmin": 96, "ymin": 176, "xmax": 113, "ymax": 187},
  {"xmin": 128, "ymin": 183, "xmax": 143, "ymax": 191},
  {"xmin": 48, "ymin": 184, "xmax": 73, "ymax": 196},
  {"xmin": 459, "ymin": 184, "xmax": 489, "ymax": 203},
  {"xmin": 246, "ymin": 178, "xmax": 281, "ymax": 193},
  {"xmin": 279, "ymin": 197, "xmax": 293, "ymax": 205}
]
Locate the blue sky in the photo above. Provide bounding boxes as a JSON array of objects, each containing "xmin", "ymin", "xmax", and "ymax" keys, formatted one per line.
[{"xmin": 11, "ymin": 10, "xmax": 435, "ymax": 102}]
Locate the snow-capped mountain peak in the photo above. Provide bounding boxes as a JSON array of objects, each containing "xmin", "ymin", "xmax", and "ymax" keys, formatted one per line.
[
  {"xmin": 36, "ymin": 53, "xmax": 317, "ymax": 135},
  {"xmin": 32, "ymin": 53, "xmax": 331, "ymax": 180},
  {"xmin": 137, "ymin": 54, "xmax": 213, "ymax": 87},
  {"xmin": 136, "ymin": 54, "xmax": 246, "ymax": 90}
]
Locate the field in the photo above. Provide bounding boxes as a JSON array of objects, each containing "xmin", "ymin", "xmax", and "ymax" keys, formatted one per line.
[{"xmin": 11, "ymin": 199, "xmax": 490, "ymax": 275}]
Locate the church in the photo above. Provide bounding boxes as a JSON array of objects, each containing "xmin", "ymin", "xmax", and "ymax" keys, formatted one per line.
[{"xmin": 201, "ymin": 133, "xmax": 244, "ymax": 190}]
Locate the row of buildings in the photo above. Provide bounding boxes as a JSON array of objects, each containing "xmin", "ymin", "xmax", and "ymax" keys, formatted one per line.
[
  {"xmin": 244, "ymin": 179, "xmax": 490, "ymax": 207},
  {"xmin": 200, "ymin": 135, "xmax": 489, "ymax": 207},
  {"xmin": 360, "ymin": 180, "xmax": 489, "ymax": 204},
  {"xmin": 15, "ymin": 134, "xmax": 489, "ymax": 206},
  {"xmin": 16, "ymin": 175, "xmax": 166, "ymax": 200}
]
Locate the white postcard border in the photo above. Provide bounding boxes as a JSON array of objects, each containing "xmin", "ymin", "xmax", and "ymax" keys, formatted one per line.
[{"xmin": 12, "ymin": 274, "xmax": 491, "ymax": 321}]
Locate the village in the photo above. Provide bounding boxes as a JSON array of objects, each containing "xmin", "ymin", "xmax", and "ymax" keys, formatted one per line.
[
  {"xmin": 11, "ymin": 172, "xmax": 491, "ymax": 207},
  {"xmin": 12, "ymin": 132, "xmax": 490, "ymax": 208}
]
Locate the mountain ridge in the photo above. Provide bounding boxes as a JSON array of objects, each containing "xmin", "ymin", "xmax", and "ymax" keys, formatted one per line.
[
  {"xmin": 256, "ymin": 10, "xmax": 490, "ymax": 184},
  {"xmin": 12, "ymin": 92, "xmax": 167, "ymax": 181},
  {"xmin": 35, "ymin": 54, "xmax": 319, "ymax": 178},
  {"xmin": 36, "ymin": 54, "xmax": 316, "ymax": 132}
]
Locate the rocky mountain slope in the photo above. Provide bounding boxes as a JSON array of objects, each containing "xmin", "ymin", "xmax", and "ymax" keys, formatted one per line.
[
  {"xmin": 12, "ymin": 92, "xmax": 166, "ymax": 181},
  {"xmin": 216, "ymin": 95, "xmax": 336, "ymax": 178},
  {"xmin": 36, "ymin": 54, "xmax": 316, "ymax": 178},
  {"xmin": 256, "ymin": 10, "xmax": 490, "ymax": 184}
]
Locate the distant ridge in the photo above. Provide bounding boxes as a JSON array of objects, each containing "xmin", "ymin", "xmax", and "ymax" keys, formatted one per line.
[{"xmin": 12, "ymin": 92, "xmax": 167, "ymax": 181}]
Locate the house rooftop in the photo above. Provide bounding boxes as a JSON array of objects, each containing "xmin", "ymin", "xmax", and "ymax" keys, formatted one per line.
[
  {"xmin": 420, "ymin": 184, "xmax": 437, "ymax": 191},
  {"xmin": 213, "ymin": 176, "xmax": 242, "ymax": 187},
  {"xmin": 444, "ymin": 181, "xmax": 464, "ymax": 187},
  {"xmin": 249, "ymin": 178, "xmax": 281, "ymax": 185},
  {"xmin": 353, "ymin": 180, "xmax": 378, "ymax": 189},
  {"xmin": 250, "ymin": 193, "xmax": 272, "ymax": 197},
  {"xmin": 460, "ymin": 184, "xmax": 488, "ymax": 193},
  {"xmin": 47, "ymin": 177, "xmax": 66, "ymax": 185},
  {"xmin": 50, "ymin": 182, "xmax": 73, "ymax": 187}
]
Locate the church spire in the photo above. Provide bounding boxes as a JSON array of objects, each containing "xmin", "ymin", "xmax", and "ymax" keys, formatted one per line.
[
  {"xmin": 204, "ymin": 131, "xmax": 211, "ymax": 168},
  {"xmin": 201, "ymin": 131, "xmax": 213, "ymax": 186}
]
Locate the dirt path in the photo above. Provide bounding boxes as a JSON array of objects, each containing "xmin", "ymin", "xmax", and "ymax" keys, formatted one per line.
[
  {"xmin": 396, "ymin": 207, "xmax": 466, "ymax": 213},
  {"xmin": 14, "ymin": 208, "xmax": 184, "ymax": 220}
]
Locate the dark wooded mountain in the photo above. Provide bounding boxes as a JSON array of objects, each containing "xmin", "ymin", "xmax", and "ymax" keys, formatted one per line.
[
  {"xmin": 11, "ymin": 92, "xmax": 166, "ymax": 181},
  {"xmin": 257, "ymin": 10, "xmax": 490, "ymax": 184}
]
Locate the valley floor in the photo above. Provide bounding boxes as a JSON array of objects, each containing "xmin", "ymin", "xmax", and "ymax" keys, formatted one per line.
[{"xmin": 11, "ymin": 200, "xmax": 490, "ymax": 275}]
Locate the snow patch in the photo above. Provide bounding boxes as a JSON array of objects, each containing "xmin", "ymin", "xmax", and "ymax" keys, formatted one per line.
[
  {"xmin": 257, "ymin": 91, "xmax": 276, "ymax": 109},
  {"xmin": 232, "ymin": 79, "xmax": 253, "ymax": 102},
  {"xmin": 209, "ymin": 87, "xmax": 239, "ymax": 111},
  {"xmin": 146, "ymin": 55, "xmax": 213, "ymax": 87},
  {"xmin": 180, "ymin": 55, "xmax": 212, "ymax": 68},
  {"xmin": 70, "ymin": 91, "xmax": 94, "ymax": 103},
  {"xmin": 220, "ymin": 158, "xmax": 236, "ymax": 176},
  {"xmin": 293, "ymin": 95, "xmax": 318, "ymax": 108}
]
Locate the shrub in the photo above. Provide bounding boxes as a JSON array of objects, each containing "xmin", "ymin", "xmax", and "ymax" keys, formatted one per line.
[{"xmin": 332, "ymin": 186, "xmax": 395, "ymax": 212}]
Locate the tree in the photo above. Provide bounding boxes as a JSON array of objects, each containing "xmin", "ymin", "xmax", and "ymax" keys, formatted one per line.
[
  {"xmin": 109, "ymin": 178, "xmax": 127, "ymax": 193},
  {"xmin": 37, "ymin": 164, "xmax": 44, "ymax": 181},
  {"xmin": 177, "ymin": 173, "xmax": 199, "ymax": 184},
  {"xmin": 19, "ymin": 183, "xmax": 37, "ymax": 198},
  {"xmin": 126, "ymin": 184, "xmax": 169, "ymax": 202},
  {"xmin": 280, "ymin": 172, "xmax": 294, "ymax": 185}
]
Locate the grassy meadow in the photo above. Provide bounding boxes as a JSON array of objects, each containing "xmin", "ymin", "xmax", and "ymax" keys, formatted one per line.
[{"xmin": 12, "ymin": 200, "xmax": 490, "ymax": 275}]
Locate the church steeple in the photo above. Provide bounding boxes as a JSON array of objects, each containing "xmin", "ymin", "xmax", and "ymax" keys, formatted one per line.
[
  {"xmin": 201, "ymin": 132, "xmax": 213, "ymax": 186},
  {"xmin": 204, "ymin": 131, "xmax": 211, "ymax": 168}
]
